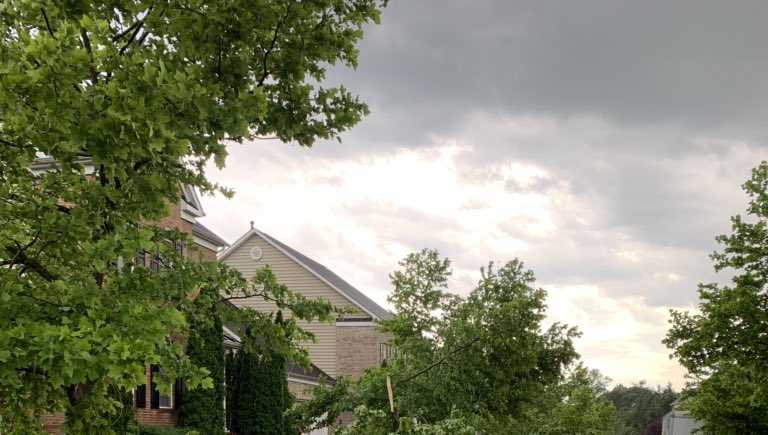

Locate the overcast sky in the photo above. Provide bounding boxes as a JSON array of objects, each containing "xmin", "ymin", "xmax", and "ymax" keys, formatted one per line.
[{"xmin": 202, "ymin": 0, "xmax": 768, "ymax": 389}]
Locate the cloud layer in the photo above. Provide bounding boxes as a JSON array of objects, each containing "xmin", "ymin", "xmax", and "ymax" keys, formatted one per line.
[{"xmin": 202, "ymin": 1, "xmax": 768, "ymax": 388}]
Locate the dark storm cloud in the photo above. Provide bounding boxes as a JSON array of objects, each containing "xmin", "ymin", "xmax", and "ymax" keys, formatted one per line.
[
  {"xmin": 215, "ymin": 1, "xmax": 768, "ymax": 310},
  {"xmin": 333, "ymin": 0, "xmax": 768, "ymax": 140}
]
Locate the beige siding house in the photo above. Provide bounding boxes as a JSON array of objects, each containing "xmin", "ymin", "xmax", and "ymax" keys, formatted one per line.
[{"xmin": 219, "ymin": 225, "xmax": 393, "ymax": 381}]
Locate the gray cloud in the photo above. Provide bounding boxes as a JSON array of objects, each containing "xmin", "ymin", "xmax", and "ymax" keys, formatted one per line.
[
  {"xmin": 334, "ymin": 0, "xmax": 768, "ymax": 140},
  {"xmin": 204, "ymin": 1, "xmax": 768, "ymax": 386}
]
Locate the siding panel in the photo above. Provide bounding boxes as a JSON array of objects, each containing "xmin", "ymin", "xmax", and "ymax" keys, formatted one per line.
[{"xmin": 223, "ymin": 235, "xmax": 359, "ymax": 376}]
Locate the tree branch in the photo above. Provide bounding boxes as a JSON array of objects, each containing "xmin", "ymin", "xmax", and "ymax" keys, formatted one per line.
[
  {"xmin": 396, "ymin": 337, "xmax": 481, "ymax": 386},
  {"xmin": 5, "ymin": 242, "xmax": 58, "ymax": 281},
  {"xmin": 41, "ymin": 8, "xmax": 56, "ymax": 39},
  {"xmin": 119, "ymin": 4, "xmax": 155, "ymax": 55},
  {"xmin": 257, "ymin": 11, "xmax": 288, "ymax": 87},
  {"xmin": 80, "ymin": 28, "xmax": 98, "ymax": 84},
  {"xmin": 112, "ymin": 18, "xmax": 144, "ymax": 42}
]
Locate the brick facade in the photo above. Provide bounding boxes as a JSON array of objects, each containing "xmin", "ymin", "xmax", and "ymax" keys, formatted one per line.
[
  {"xmin": 43, "ymin": 196, "xmax": 222, "ymax": 433},
  {"xmin": 336, "ymin": 325, "xmax": 391, "ymax": 380},
  {"xmin": 134, "ymin": 365, "xmax": 178, "ymax": 427}
]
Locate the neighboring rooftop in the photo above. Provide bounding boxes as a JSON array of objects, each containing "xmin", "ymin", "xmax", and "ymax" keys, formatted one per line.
[
  {"xmin": 220, "ymin": 226, "xmax": 394, "ymax": 321},
  {"xmin": 287, "ymin": 361, "xmax": 335, "ymax": 385},
  {"xmin": 193, "ymin": 221, "xmax": 229, "ymax": 248},
  {"xmin": 221, "ymin": 315, "xmax": 335, "ymax": 384}
]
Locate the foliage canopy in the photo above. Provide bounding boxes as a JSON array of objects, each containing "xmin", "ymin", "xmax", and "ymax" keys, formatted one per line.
[
  {"xmin": 665, "ymin": 162, "xmax": 768, "ymax": 434},
  {"xmin": 0, "ymin": 0, "xmax": 385, "ymax": 432},
  {"xmin": 291, "ymin": 250, "xmax": 620, "ymax": 434}
]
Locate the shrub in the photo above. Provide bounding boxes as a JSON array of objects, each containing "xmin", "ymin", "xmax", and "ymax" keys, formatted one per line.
[{"xmin": 178, "ymin": 295, "xmax": 226, "ymax": 435}]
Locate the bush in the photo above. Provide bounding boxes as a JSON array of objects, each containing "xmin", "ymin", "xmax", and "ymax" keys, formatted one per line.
[{"xmin": 232, "ymin": 347, "xmax": 293, "ymax": 435}]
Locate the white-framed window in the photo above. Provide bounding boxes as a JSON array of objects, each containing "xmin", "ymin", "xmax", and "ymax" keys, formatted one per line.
[
  {"xmin": 150, "ymin": 365, "xmax": 175, "ymax": 410},
  {"xmin": 158, "ymin": 390, "xmax": 173, "ymax": 409}
]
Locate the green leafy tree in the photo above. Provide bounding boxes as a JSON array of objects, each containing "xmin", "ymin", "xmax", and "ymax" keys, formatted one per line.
[
  {"xmin": 232, "ymin": 328, "xmax": 293, "ymax": 435},
  {"xmin": 523, "ymin": 365, "xmax": 622, "ymax": 435},
  {"xmin": 178, "ymin": 293, "xmax": 226, "ymax": 435},
  {"xmin": 603, "ymin": 382, "xmax": 677, "ymax": 435},
  {"xmin": 225, "ymin": 350, "xmax": 237, "ymax": 432},
  {"xmin": 665, "ymin": 161, "xmax": 768, "ymax": 434},
  {"xmin": 292, "ymin": 250, "xmax": 618, "ymax": 434},
  {"xmin": 0, "ymin": 0, "xmax": 384, "ymax": 431}
]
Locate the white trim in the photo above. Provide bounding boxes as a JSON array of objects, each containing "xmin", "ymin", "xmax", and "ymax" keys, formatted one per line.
[
  {"xmin": 335, "ymin": 321, "xmax": 376, "ymax": 327},
  {"xmin": 194, "ymin": 236, "xmax": 220, "ymax": 252},
  {"xmin": 219, "ymin": 229, "xmax": 380, "ymax": 320},
  {"xmin": 181, "ymin": 209, "xmax": 198, "ymax": 223},
  {"xmin": 158, "ymin": 391, "xmax": 174, "ymax": 409},
  {"xmin": 222, "ymin": 325, "xmax": 241, "ymax": 343},
  {"xmin": 180, "ymin": 184, "xmax": 205, "ymax": 218},
  {"xmin": 287, "ymin": 376, "xmax": 322, "ymax": 387},
  {"xmin": 218, "ymin": 229, "xmax": 257, "ymax": 261}
]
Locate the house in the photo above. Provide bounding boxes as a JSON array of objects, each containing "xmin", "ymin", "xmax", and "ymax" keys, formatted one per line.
[
  {"xmin": 34, "ymin": 161, "xmax": 232, "ymax": 431},
  {"xmin": 31, "ymin": 156, "xmax": 388, "ymax": 432},
  {"xmin": 219, "ymin": 224, "xmax": 394, "ymax": 388},
  {"xmin": 661, "ymin": 401, "xmax": 703, "ymax": 435}
]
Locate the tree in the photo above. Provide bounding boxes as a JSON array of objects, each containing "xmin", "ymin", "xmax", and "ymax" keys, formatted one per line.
[
  {"xmin": 665, "ymin": 161, "xmax": 768, "ymax": 434},
  {"xmin": 523, "ymin": 365, "xmax": 622, "ymax": 435},
  {"xmin": 603, "ymin": 382, "xmax": 677, "ymax": 435},
  {"xmin": 291, "ymin": 250, "xmax": 618, "ymax": 434},
  {"xmin": 178, "ymin": 293, "xmax": 226, "ymax": 435},
  {"xmin": 0, "ymin": 1, "xmax": 385, "ymax": 431},
  {"xmin": 231, "ymin": 317, "xmax": 293, "ymax": 435}
]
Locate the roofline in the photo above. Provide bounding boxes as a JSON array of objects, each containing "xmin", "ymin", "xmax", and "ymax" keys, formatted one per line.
[
  {"xmin": 219, "ymin": 228, "xmax": 382, "ymax": 320},
  {"xmin": 193, "ymin": 227, "xmax": 229, "ymax": 248},
  {"xmin": 222, "ymin": 325, "xmax": 242, "ymax": 342}
]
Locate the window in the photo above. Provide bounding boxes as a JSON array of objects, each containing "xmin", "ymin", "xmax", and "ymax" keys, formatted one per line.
[
  {"xmin": 134, "ymin": 250, "xmax": 146, "ymax": 268},
  {"xmin": 173, "ymin": 240, "xmax": 184, "ymax": 257},
  {"xmin": 158, "ymin": 391, "xmax": 173, "ymax": 409},
  {"xmin": 150, "ymin": 365, "xmax": 174, "ymax": 409},
  {"xmin": 134, "ymin": 384, "xmax": 146, "ymax": 408},
  {"xmin": 379, "ymin": 343, "xmax": 396, "ymax": 365},
  {"xmin": 149, "ymin": 251, "xmax": 162, "ymax": 272}
]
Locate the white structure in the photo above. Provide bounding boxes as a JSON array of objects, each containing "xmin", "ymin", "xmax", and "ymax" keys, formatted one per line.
[{"xmin": 662, "ymin": 405, "xmax": 702, "ymax": 435}]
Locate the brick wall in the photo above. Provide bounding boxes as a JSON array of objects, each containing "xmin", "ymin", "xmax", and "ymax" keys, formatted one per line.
[
  {"xmin": 42, "ymin": 197, "xmax": 218, "ymax": 433},
  {"xmin": 288, "ymin": 380, "xmax": 316, "ymax": 401},
  {"xmin": 134, "ymin": 365, "xmax": 178, "ymax": 427},
  {"xmin": 156, "ymin": 200, "xmax": 193, "ymax": 234},
  {"xmin": 336, "ymin": 325, "xmax": 391, "ymax": 380},
  {"xmin": 43, "ymin": 413, "xmax": 64, "ymax": 434}
]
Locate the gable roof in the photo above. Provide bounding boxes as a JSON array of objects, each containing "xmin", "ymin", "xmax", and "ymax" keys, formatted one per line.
[
  {"xmin": 193, "ymin": 221, "xmax": 229, "ymax": 248},
  {"xmin": 219, "ymin": 227, "xmax": 394, "ymax": 321},
  {"xmin": 220, "ymin": 318, "xmax": 334, "ymax": 384}
]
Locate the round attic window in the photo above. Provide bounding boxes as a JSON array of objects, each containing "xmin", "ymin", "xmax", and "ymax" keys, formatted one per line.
[{"xmin": 250, "ymin": 247, "xmax": 263, "ymax": 261}]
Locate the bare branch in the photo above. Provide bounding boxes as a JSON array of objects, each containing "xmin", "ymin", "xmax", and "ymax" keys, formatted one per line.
[
  {"xmin": 258, "ymin": 10, "xmax": 290, "ymax": 87},
  {"xmin": 5, "ymin": 242, "xmax": 58, "ymax": 282},
  {"xmin": 112, "ymin": 18, "xmax": 143, "ymax": 42},
  {"xmin": 119, "ymin": 4, "xmax": 155, "ymax": 55},
  {"xmin": 41, "ymin": 8, "xmax": 56, "ymax": 39},
  {"xmin": 80, "ymin": 28, "xmax": 98, "ymax": 84}
]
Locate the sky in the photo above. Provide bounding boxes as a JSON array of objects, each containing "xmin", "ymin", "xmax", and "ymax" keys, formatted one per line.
[{"xmin": 201, "ymin": 0, "xmax": 768, "ymax": 389}]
